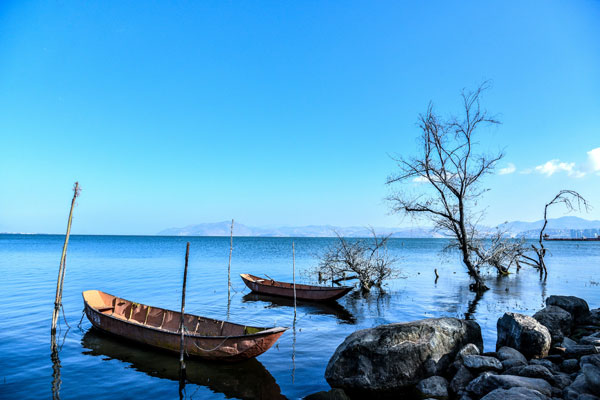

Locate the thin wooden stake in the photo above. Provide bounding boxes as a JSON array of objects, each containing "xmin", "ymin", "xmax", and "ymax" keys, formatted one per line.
[
  {"xmin": 179, "ymin": 242, "xmax": 190, "ymax": 371},
  {"xmin": 51, "ymin": 182, "xmax": 80, "ymax": 337},
  {"xmin": 292, "ymin": 241, "xmax": 296, "ymax": 318},
  {"xmin": 228, "ymin": 219, "xmax": 234, "ymax": 297}
]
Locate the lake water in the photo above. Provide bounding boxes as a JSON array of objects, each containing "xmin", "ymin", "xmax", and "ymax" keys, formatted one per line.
[{"xmin": 1, "ymin": 234, "xmax": 599, "ymax": 399}]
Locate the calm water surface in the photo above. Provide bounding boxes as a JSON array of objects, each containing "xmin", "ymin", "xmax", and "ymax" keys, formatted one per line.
[{"xmin": 1, "ymin": 235, "xmax": 599, "ymax": 399}]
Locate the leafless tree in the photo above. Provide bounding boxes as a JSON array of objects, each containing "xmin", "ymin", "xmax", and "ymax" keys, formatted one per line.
[
  {"xmin": 470, "ymin": 228, "xmax": 528, "ymax": 275},
  {"xmin": 520, "ymin": 190, "xmax": 590, "ymax": 277},
  {"xmin": 386, "ymin": 83, "xmax": 503, "ymax": 292},
  {"xmin": 315, "ymin": 229, "xmax": 398, "ymax": 293}
]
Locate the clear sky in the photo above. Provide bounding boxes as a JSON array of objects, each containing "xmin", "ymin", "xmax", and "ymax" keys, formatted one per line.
[{"xmin": 1, "ymin": 1, "xmax": 599, "ymax": 235}]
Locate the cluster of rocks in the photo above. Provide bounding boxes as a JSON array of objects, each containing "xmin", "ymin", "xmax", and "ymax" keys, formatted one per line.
[{"xmin": 307, "ymin": 295, "xmax": 600, "ymax": 400}]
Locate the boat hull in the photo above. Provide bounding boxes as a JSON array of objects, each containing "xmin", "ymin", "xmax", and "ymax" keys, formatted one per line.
[
  {"xmin": 240, "ymin": 274, "xmax": 352, "ymax": 302},
  {"xmin": 83, "ymin": 291, "xmax": 286, "ymax": 362}
]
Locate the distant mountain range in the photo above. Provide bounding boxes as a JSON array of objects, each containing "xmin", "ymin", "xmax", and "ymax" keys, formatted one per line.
[{"xmin": 158, "ymin": 216, "xmax": 600, "ymax": 238}]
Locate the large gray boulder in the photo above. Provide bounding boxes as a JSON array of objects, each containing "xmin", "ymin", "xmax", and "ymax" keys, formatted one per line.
[
  {"xmin": 546, "ymin": 295, "xmax": 590, "ymax": 322},
  {"xmin": 466, "ymin": 372, "xmax": 552, "ymax": 397},
  {"xmin": 325, "ymin": 318, "xmax": 482, "ymax": 394},
  {"xmin": 496, "ymin": 313, "xmax": 551, "ymax": 359},
  {"xmin": 533, "ymin": 305, "xmax": 573, "ymax": 345}
]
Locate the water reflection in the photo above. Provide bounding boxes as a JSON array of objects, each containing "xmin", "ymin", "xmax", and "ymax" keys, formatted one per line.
[
  {"xmin": 81, "ymin": 329, "xmax": 286, "ymax": 400},
  {"xmin": 51, "ymin": 329, "xmax": 69, "ymax": 400},
  {"xmin": 241, "ymin": 293, "xmax": 356, "ymax": 324}
]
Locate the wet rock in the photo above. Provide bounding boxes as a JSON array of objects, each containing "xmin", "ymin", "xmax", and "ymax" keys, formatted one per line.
[
  {"xmin": 497, "ymin": 347, "xmax": 527, "ymax": 364},
  {"xmin": 325, "ymin": 317, "xmax": 482, "ymax": 394},
  {"xmin": 563, "ymin": 359, "xmax": 581, "ymax": 373},
  {"xmin": 502, "ymin": 358, "xmax": 527, "ymax": 370},
  {"xmin": 449, "ymin": 365, "xmax": 473, "ymax": 394},
  {"xmin": 463, "ymin": 355, "xmax": 503, "ymax": 372},
  {"xmin": 466, "ymin": 372, "xmax": 552, "ymax": 397},
  {"xmin": 416, "ymin": 376, "xmax": 448, "ymax": 399},
  {"xmin": 456, "ymin": 343, "xmax": 481, "ymax": 361},
  {"xmin": 534, "ymin": 305, "xmax": 574, "ymax": 345},
  {"xmin": 480, "ymin": 386, "xmax": 550, "ymax": 399},
  {"xmin": 582, "ymin": 309, "xmax": 600, "ymax": 326},
  {"xmin": 497, "ymin": 313, "xmax": 551, "ymax": 359},
  {"xmin": 304, "ymin": 388, "xmax": 351, "ymax": 400},
  {"xmin": 546, "ymin": 296, "xmax": 590, "ymax": 322}
]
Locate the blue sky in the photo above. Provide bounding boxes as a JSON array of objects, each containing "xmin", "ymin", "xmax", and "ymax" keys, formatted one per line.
[{"xmin": 0, "ymin": 1, "xmax": 599, "ymax": 234}]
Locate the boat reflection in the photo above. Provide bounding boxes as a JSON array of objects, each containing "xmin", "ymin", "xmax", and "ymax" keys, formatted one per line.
[
  {"xmin": 241, "ymin": 293, "xmax": 356, "ymax": 324},
  {"xmin": 81, "ymin": 328, "xmax": 286, "ymax": 400}
]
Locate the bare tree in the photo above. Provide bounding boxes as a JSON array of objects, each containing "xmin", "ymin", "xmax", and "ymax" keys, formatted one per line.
[
  {"xmin": 386, "ymin": 83, "xmax": 502, "ymax": 292},
  {"xmin": 316, "ymin": 229, "xmax": 397, "ymax": 293},
  {"xmin": 470, "ymin": 228, "xmax": 528, "ymax": 275},
  {"xmin": 520, "ymin": 190, "xmax": 590, "ymax": 277}
]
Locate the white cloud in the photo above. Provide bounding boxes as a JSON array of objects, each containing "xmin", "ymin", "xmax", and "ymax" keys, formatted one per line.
[
  {"xmin": 413, "ymin": 176, "xmax": 428, "ymax": 183},
  {"xmin": 586, "ymin": 147, "xmax": 600, "ymax": 173},
  {"xmin": 534, "ymin": 159, "xmax": 577, "ymax": 176},
  {"xmin": 498, "ymin": 163, "xmax": 516, "ymax": 175}
]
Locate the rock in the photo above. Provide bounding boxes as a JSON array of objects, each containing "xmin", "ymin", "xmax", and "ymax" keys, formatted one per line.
[
  {"xmin": 497, "ymin": 347, "xmax": 528, "ymax": 364},
  {"xmin": 582, "ymin": 309, "xmax": 600, "ymax": 326},
  {"xmin": 563, "ymin": 359, "xmax": 581, "ymax": 373},
  {"xmin": 517, "ymin": 365, "xmax": 554, "ymax": 382},
  {"xmin": 530, "ymin": 358, "xmax": 559, "ymax": 373},
  {"xmin": 581, "ymin": 355, "xmax": 600, "ymax": 369},
  {"xmin": 416, "ymin": 376, "xmax": 449, "ymax": 399},
  {"xmin": 550, "ymin": 372, "xmax": 573, "ymax": 389},
  {"xmin": 546, "ymin": 296, "xmax": 590, "ymax": 322},
  {"xmin": 456, "ymin": 343, "xmax": 481, "ymax": 361},
  {"xmin": 564, "ymin": 337, "xmax": 579, "ymax": 348},
  {"xmin": 497, "ymin": 313, "xmax": 552, "ymax": 359},
  {"xmin": 582, "ymin": 363, "xmax": 600, "ymax": 395},
  {"xmin": 463, "ymin": 355, "xmax": 503, "ymax": 372},
  {"xmin": 581, "ymin": 336, "xmax": 600, "ymax": 346},
  {"xmin": 577, "ymin": 394, "xmax": 600, "ymax": 400},
  {"xmin": 304, "ymin": 388, "xmax": 351, "ymax": 400},
  {"xmin": 480, "ymin": 386, "xmax": 550, "ymax": 399},
  {"xmin": 534, "ymin": 305, "xmax": 574, "ymax": 345},
  {"xmin": 466, "ymin": 372, "xmax": 553, "ymax": 397},
  {"xmin": 325, "ymin": 317, "xmax": 483, "ymax": 394},
  {"xmin": 544, "ymin": 354, "xmax": 563, "ymax": 364},
  {"xmin": 566, "ymin": 345, "xmax": 599, "ymax": 359},
  {"xmin": 502, "ymin": 358, "xmax": 527, "ymax": 370},
  {"xmin": 449, "ymin": 365, "xmax": 473, "ymax": 394},
  {"xmin": 566, "ymin": 373, "xmax": 595, "ymax": 397}
]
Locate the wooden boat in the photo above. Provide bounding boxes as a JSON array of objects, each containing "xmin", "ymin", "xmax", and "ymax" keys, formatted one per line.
[
  {"xmin": 240, "ymin": 273, "xmax": 352, "ymax": 302},
  {"xmin": 82, "ymin": 290, "xmax": 287, "ymax": 362}
]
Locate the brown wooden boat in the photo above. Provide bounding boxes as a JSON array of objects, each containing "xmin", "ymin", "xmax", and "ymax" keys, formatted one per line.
[
  {"xmin": 240, "ymin": 273, "xmax": 352, "ymax": 302},
  {"xmin": 82, "ymin": 290, "xmax": 287, "ymax": 362}
]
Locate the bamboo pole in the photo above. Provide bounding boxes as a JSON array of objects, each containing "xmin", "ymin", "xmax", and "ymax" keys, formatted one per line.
[
  {"xmin": 292, "ymin": 241, "xmax": 296, "ymax": 319},
  {"xmin": 51, "ymin": 182, "xmax": 80, "ymax": 337},
  {"xmin": 228, "ymin": 219, "xmax": 234, "ymax": 297},
  {"xmin": 179, "ymin": 242, "xmax": 190, "ymax": 371}
]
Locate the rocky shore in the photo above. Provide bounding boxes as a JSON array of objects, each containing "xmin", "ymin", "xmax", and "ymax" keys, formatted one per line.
[{"xmin": 306, "ymin": 295, "xmax": 600, "ymax": 400}]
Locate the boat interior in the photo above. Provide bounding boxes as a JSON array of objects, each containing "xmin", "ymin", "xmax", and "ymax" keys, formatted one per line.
[
  {"xmin": 241, "ymin": 273, "xmax": 349, "ymax": 291},
  {"xmin": 83, "ymin": 290, "xmax": 266, "ymax": 337}
]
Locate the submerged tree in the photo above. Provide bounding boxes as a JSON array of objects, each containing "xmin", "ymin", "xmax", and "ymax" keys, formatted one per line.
[
  {"xmin": 316, "ymin": 229, "xmax": 397, "ymax": 293},
  {"xmin": 386, "ymin": 83, "xmax": 506, "ymax": 292},
  {"xmin": 520, "ymin": 190, "xmax": 590, "ymax": 278}
]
